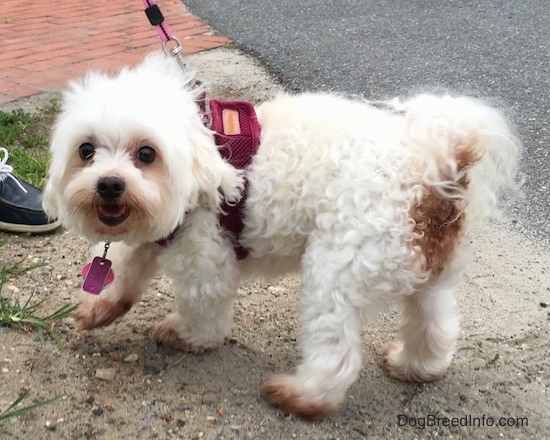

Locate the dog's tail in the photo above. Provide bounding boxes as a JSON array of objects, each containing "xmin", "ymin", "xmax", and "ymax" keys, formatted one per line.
[{"xmin": 393, "ymin": 94, "xmax": 522, "ymax": 220}]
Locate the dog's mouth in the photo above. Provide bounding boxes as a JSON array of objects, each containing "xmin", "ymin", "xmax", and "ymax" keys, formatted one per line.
[{"xmin": 97, "ymin": 203, "xmax": 130, "ymax": 226}]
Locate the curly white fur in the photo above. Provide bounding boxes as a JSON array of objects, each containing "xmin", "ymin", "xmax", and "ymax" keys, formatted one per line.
[{"xmin": 43, "ymin": 52, "xmax": 521, "ymax": 419}]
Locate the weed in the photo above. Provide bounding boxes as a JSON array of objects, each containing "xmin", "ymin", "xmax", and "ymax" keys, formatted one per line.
[
  {"xmin": 0, "ymin": 389, "xmax": 62, "ymax": 429},
  {"xmin": 0, "ymin": 237, "xmax": 77, "ymax": 345}
]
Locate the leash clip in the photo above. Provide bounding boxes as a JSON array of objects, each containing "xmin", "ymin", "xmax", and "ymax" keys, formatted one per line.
[{"xmin": 162, "ymin": 36, "xmax": 187, "ymax": 72}]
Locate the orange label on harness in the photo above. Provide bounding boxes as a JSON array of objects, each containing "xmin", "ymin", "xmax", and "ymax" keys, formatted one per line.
[{"xmin": 222, "ymin": 109, "xmax": 241, "ymax": 135}]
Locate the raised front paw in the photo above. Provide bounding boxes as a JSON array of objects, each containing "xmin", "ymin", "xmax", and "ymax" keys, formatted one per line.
[{"xmin": 76, "ymin": 298, "xmax": 132, "ymax": 330}]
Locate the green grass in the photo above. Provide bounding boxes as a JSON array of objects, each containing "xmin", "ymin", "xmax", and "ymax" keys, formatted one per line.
[
  {"xmin": 0, "ymin": 239, "xmax": 74, "ymax": 427},
  {"xmin": 0, "ymin": 99, "xmax": 60, "ymax": 188},
  {"xmin": 0, "ymin": 390, "xmax": 62, "ymax": 429},
  {"xmin": 0, "ymin": 101, "xmax": 76, "ymax": 343},
  {"xmin": 1, "ymin": 100, "xmax": 72, "ymax": 426},
  {"xmin": 0, "ymin": 291, "xmax": 77, "ymax": 345},
  {"xmin": 0, "ymin": 237, "xmax": 77, "ymax": 345}
]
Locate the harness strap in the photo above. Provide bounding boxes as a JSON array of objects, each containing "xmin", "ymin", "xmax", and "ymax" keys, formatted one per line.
[{"xmin": 210, "ymin": 100, "xmax": 261, "ymax": 259}]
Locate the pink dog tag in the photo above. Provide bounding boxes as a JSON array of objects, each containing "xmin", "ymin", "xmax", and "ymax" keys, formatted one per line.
[{"xmin": 81, "ymin": 257, "xmax": 114, "ymax": 295}]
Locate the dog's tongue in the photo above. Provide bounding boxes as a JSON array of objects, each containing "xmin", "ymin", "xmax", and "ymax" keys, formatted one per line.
[{"xmin": 100, "ymin": 204, "xmax": 125, "ymax": 217}]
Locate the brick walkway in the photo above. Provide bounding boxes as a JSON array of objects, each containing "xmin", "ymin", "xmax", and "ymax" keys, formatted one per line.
[{"xmin": 0, "ymin": 0, "xmax": 229, "ymax": 105}]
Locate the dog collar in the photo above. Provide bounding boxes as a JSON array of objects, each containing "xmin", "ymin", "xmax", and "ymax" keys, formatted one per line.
[
  {"xmin": 156, "ymin": 99, "xmax": 261, "ymax": 260},
  {"xmin": 156, "ymin": 226, "xmax": 180, "ymax": 247}
]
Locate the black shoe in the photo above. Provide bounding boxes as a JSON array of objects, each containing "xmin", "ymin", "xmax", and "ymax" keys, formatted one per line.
[{"xmin": 0, "ymin": 148, "xmax": 61, "ymax": 234}]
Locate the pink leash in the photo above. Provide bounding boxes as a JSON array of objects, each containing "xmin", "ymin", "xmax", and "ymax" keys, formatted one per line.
[
  {"xmin": 141, "ymin": 0, "xmax": 173, "ymax": 42},
  {"xmin": 140, "ymin": 0, "xmax": 187, "ymax": 73}
]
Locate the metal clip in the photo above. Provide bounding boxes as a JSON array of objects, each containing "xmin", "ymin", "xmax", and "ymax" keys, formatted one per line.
[{"xmin": 162, "ymin": 36, "xmax": 186, "ymax": 72}]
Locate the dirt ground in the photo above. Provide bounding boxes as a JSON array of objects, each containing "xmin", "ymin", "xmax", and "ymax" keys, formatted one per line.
[{"xmin": 1, "ymin": 49, "xmax": 549, "ymax": 439}]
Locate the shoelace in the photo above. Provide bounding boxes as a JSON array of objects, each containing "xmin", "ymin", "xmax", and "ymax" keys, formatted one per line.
[{"xmin": 0, "ymin": 147, "xmax": 28, "ymax": 194}]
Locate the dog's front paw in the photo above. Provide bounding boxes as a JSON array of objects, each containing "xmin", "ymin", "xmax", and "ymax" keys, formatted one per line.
[
  {"xmin": 383, "ymin": 341, "xmax": 449, "ymax": 382},
  {"xmin": 76, "ymin": 298, "xmax": 132, "ymax": 330},
  {"xmin": 153, "ymin": 313, "xmax": 226, "ymax": 354},
  {"xmin": 153, "ymin": 325, "xmax": 212, "ymax": 354},
  {"xmin": 261, "ymin": 374, "xmax": 337, "ymax": 420}
]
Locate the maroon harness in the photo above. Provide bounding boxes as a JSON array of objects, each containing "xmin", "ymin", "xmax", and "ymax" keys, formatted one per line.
[
  {"xmin": 210, "ymin": 99, "xmax": 261, "ymax": 260},
  {"xmin": 157, "ymin": 99, "xmax": 261, "ymax": 260}
]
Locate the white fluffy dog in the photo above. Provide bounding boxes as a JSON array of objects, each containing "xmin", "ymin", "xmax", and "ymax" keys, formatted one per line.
[{"xmin": 43, "ymin": 52, "xmax": 521, "ymax": 419}]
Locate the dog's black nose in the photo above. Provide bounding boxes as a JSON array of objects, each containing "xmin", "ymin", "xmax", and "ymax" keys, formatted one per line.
[{"xmin": 97, "ymin": 177, "xmax": 125, "ymax": 199}]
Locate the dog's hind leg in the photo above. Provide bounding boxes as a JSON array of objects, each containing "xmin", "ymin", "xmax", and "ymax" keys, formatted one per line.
[
  {"xmin": 261, "ymin": 236, "xmax": 363, "ymax": 419},
  {"xmin": 76, "ymin": 241, "xmax": 161, "ymax": 330},
  {"xmin": 383, "ymin": 269, "xmax": 462, "ymax": 382}
]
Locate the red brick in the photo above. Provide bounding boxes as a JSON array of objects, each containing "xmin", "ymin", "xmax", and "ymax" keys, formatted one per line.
[
  {"xmin": 0, "ymin": 0, "xmax": 231, "ymax": 102},
  {"xmin": 3, "ymin": 83, "xmax": 43, "ymax": 101}
]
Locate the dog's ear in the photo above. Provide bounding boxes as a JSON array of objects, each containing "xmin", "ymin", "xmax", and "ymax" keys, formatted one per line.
[
  {"xmin": 42, "ymin": 177, "xmax": 60, "ymax": 221},
  {"xmin": 42, "ymin": 119, "xmax": 69, "ymax": 222},
  {"xmin": 188, "ymin": 127, "xmax": 244, "ymax": 211}
]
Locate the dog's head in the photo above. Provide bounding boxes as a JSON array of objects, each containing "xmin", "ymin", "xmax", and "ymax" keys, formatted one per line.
[{"xmin": 43, "ymin": 53, "xmax": 242, "ymax": 244}]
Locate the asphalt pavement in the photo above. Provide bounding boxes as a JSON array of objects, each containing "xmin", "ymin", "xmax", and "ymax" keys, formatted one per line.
[{"xmin": 183, "ymin": 0, "xmax": 550, "ymax": 247}]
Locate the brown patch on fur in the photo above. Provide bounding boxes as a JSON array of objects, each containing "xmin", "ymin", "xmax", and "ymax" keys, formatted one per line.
[
  {"xmin": 410, "ymin": 186, "xmax": 465, "ymax": 276},
  {"xmin": 454, "ymin": 135, "xmax": 483, "ymax": 170},
  {"xmin": 410, "ymin": 139, "xmax": 481, "ymax": 276},
  {"xmin": 76, "ymin": 297, "xmax": 132, "ymax": 330},
  {"xmin": 261, "ymin": 375, "xmax": 336, "ymax": 420},
  {"xmin": 382, "ymin": 342, "xmax": 448, "ymax": 382}
]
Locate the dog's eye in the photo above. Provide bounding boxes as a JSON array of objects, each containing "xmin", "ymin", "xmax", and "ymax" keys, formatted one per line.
[
  {"xmin": 137, "ymin": 146, "xmax": 156, "ymax": 164},
  {"xmin": 79, "ymin": 143, "xmax": 95, "ymax": 161}
]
